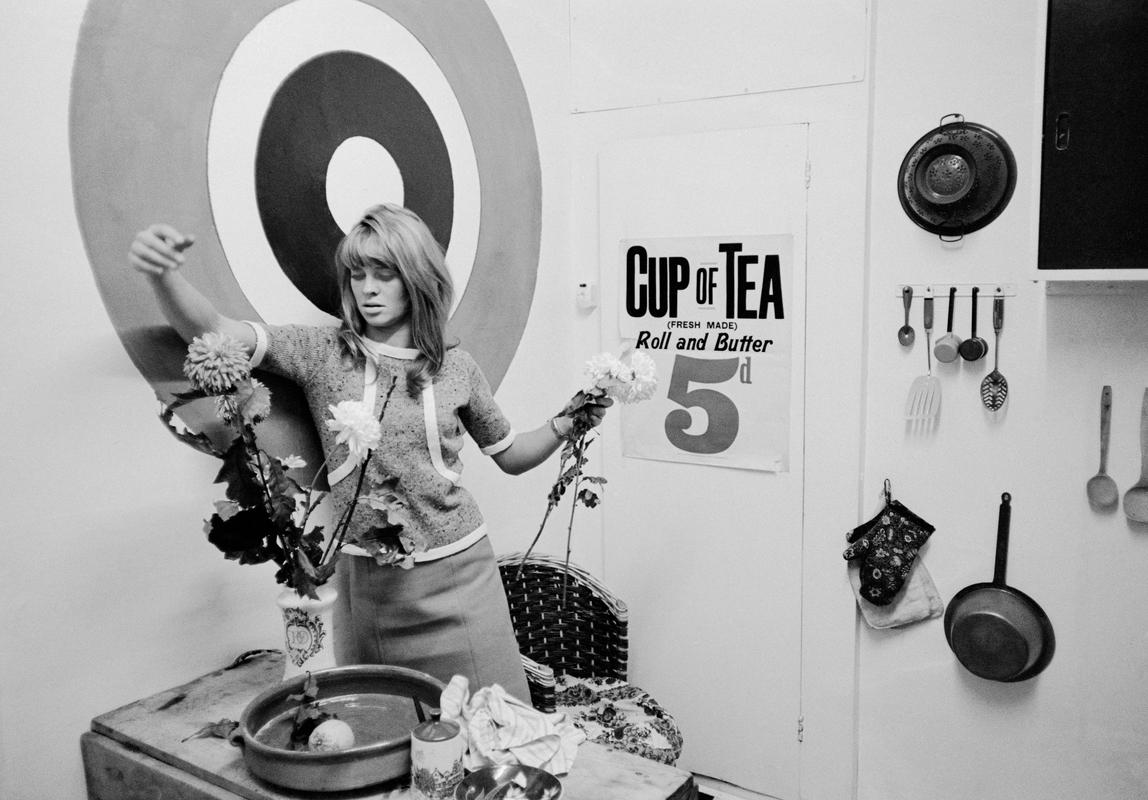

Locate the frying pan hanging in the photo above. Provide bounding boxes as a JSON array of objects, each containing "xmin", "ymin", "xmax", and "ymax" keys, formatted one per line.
[{"xmin": 944, "ymin": 493, "xmax": 1055, "ymax": 682}]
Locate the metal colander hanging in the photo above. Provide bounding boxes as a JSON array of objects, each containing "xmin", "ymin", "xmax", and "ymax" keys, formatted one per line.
[{"xmin": 898, "ymin": 114, "xmax": 1017, "ymax": 240}]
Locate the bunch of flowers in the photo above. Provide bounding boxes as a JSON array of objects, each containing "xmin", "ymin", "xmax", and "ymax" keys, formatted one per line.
[
  {"xmin": 160, "ymin": 332, "xmax": 419, "ymax": 599},
  {"xmin": 521, "ymin": 350, "xmax": 658, "ymax": 598}
]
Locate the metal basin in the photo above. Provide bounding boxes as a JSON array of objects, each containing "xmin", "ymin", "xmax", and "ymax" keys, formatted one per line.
[
  {"xmin": 454, "ymin": 764, "xmax": 563, "ymax": 799},
  {"xmin": 236, "ymin": 664, "xmax": 445, "ymax": 792}
]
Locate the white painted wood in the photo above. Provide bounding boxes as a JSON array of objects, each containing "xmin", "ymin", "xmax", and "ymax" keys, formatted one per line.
[
  {"xmin": 597, "ymin": 124, "xmax": 809, "ymax": 796},
  {"xmin": 570, "ymin": 0, "xmax": 868, "ymax": 112},
  {"xmin": 797, "ymin": 119, "xmax": 868, "ymax": 800}
]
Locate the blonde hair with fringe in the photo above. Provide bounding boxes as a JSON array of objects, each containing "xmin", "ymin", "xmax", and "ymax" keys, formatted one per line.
[{"xmin": 333, "ymin": 204, "xmax": 454, "ymax": 396}]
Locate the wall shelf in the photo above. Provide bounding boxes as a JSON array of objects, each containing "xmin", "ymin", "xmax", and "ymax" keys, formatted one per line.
[{"xmin": 1042, "ymin": 278, "xmax": 1148, "ymax": 296}]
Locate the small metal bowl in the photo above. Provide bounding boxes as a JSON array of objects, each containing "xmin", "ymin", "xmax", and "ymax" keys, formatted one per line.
[{"xmin": 453, "ymin": 764, "xmax": 563, "ymax": 800}]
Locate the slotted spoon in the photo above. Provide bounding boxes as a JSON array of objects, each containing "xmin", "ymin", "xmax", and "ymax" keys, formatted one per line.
[
  {"xmin": 906, "ymin": 288, "xmax": 941, "ymax": 421},
  {"xmin": 980, "ymin": 293, "xmax": 1008, "ymax": 411}
]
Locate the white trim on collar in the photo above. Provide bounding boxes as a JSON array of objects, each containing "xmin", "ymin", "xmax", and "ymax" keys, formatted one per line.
[{"xmin": 361, "ymin": 338, "xmax": 419, "ymax": 360}]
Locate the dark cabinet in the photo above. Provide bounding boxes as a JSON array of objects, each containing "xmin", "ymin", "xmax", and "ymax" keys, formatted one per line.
[{"xmin": 1039, "ymin": 0, "xmax": 1148, "ymax": 270}]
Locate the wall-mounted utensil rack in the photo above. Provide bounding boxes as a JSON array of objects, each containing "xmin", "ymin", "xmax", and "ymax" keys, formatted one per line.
[{"xmin": 894, "ymin": 283, "xmax": 1017, "ymax": 298}]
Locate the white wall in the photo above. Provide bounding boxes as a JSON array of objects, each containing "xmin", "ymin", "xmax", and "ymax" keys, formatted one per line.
[
  {"xmin": 0, "ymin": 4, "xmax": 289, "ymax": 798},
  {"xmin": 859, "ymin": 1, "xmax": 1147, "ymax": 798},
  {"xmin": 4, "ymin": 1, "xmax": 1147, "ymax": 799}
]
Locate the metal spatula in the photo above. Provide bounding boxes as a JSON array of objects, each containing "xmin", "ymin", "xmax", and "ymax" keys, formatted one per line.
[
  {"xmin": 906, "ymin": 288, "xmax": 941, "ymax": 421},
  {"xmin": 980, "ymin": 294, "xmax": 1008, "ymax": 411}
]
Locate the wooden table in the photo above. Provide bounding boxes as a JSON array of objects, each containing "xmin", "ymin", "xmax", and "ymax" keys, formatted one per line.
[{"xmin": 82, "ymin": 651, "xmax": 697, "ymax": 800}]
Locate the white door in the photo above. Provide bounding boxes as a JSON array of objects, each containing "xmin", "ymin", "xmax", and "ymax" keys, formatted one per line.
[{"xmin": 596, "ymin": 124, "xmax": 810, "ymax": 795}]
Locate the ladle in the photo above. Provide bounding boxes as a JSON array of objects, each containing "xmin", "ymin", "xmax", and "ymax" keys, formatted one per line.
[
  {"xmin": 1122, "ymin": 388, "xmax": 1148, "ymax": 522},
  {"xmin": 898, "ymin": 286, "xmax": 915, "ymax": 346},
  {"xmin": 958, "ymin": 286, "xmax": 988, "ymax": 362},
  {"xmin": 933, "ymin": 286, "xmax": 962, "ymax": 363},
  {"xmin": 1086, "ymin": 385, "xmax": 1118, "ymax": 510}
]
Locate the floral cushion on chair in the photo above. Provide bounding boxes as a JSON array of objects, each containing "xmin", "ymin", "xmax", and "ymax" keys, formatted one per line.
[{"xmin": 554, "ymin": 674, "xmax": 684, "ymax": 766}]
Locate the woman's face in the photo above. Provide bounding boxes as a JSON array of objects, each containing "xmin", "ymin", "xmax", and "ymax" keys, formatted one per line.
[{"xmin": 349, "ymin": 262, "xmax": 410, "ymax": 339}]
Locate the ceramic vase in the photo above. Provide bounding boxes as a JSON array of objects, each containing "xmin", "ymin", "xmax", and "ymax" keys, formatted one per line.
[{"xmin": 277, "ymin": 584, "xmax": 338, "ymax": 678}]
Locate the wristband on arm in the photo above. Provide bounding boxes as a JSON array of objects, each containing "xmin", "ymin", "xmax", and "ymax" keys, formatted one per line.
[{"xmin": 548, "ymin": 416, "xmax": 573, "ymax": 442}]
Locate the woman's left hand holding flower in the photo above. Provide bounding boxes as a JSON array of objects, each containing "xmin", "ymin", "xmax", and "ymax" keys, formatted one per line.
[{"xmin": 551, "ymin": 390, "xmax": 612, "ymax": 442}]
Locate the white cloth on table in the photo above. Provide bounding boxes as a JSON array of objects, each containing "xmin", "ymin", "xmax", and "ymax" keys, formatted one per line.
[{"xmin": 440, "ymin": 675, "xmax": 585, "ymax": 775}]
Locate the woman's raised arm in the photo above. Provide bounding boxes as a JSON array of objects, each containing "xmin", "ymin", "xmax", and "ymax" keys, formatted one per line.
[{"xmin": 129, "ymin": 223, "xmax": 256, "ymax": 350}]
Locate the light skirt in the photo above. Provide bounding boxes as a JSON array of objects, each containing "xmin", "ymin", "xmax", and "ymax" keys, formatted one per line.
[{"xmin": 333, "ymin": 535, "xmax": 530, "ymax": 703}]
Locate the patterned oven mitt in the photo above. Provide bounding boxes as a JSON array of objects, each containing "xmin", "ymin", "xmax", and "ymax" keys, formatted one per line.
[{"xmin": 842, "ymin": 498, "xmax": 935, "ymax": 606}]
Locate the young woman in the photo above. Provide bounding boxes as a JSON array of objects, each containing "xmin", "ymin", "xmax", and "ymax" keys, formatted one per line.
[{"xmin": 129, "ymin": 203, "xmax": 608, "ymax": 702}]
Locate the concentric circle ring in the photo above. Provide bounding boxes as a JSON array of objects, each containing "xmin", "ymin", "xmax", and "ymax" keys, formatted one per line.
[{"xmin": 70, "ymin": 0, "xmax": 541, "ymax": 467}]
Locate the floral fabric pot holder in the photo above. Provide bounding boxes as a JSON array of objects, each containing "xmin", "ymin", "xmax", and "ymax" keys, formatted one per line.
[{"xmin": 843, "ymin": 481, "xmax": 943, "ymax": 628}]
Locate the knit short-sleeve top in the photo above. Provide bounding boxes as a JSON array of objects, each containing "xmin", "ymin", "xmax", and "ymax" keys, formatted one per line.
[{"xmin": 248, "ymin": 323, "xmax": 515, "ymax": 555}]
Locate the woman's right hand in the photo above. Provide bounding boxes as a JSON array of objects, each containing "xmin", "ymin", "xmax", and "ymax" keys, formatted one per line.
[{"xmin": 129, "ymin": 223, "xmax": 196, "ymax": 277}]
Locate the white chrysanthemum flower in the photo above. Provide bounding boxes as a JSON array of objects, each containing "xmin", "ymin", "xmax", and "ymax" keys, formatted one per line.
[
  {"xmin": 278, "ymin": 455, "xmax": 307, "ymax": 470},
  {"xmin": 618, "ymin": 351, "xmax": 658, "ymax": 403},
  {"xmin": 326, "ymin": 400, "xmax": 381, "ymax": 464},
  {"xmin": 584, "ymin": 350, "xmax": 658, "ymax": 404},
  {"xmin": 584, "ymin": 353, "xmax": 623, "ymax": 386},
  {"xmin": 183, "ymin": 332, "xmax": 251, "ymax": 394}
]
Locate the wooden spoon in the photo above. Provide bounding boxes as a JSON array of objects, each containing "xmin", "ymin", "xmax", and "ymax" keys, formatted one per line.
[
  {"xmin": 1122, "ymin": 388, "xmax": 1148, "ymax": 522},
  {"xmin": 1086, "ymin": 386, "xmax": 1118, "ymax": 510}
]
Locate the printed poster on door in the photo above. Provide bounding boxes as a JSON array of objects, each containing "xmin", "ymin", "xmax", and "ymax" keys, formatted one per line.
[{"xmin": 618, "ymin": 235, "xmax": 793, "ymax": 472}]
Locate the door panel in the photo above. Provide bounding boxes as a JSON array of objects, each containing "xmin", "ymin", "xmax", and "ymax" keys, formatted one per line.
[{"xmin": 597, "ymin": 125, "xmax": 809, "ymax": 795}]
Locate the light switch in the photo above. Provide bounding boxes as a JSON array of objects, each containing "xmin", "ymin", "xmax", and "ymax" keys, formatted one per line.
[{"xmin": 576, "ymin": 281, "xmax": 599, "ymax": 309}]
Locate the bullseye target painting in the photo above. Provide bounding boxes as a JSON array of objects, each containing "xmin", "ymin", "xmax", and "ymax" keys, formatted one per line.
[{"xmin": 70, "ymin": 0, "xmax": 541, "ymax": 463}]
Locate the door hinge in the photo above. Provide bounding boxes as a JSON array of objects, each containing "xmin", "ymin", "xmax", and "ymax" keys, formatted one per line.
[{"xmin": 796, "ymin": 715, "xmax": 805, "ymax": 742}]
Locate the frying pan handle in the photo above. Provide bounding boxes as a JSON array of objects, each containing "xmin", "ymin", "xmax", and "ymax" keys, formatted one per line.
[{"xmin": 993, "ymin": 492, "xmax": 1012, "ymax": 586}]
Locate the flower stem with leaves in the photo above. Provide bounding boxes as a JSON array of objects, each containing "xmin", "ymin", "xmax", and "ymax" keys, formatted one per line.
[
  {"xmin": 158, "ymin": 333, "xmax": 413, "ymax": 600},
  {"xmin": 520, "ymin": 390, "xmax": 607, "ymax": 603},
  {"xmin": 518, "ymin": 351, "xmax": 657, "ymax": 603}
]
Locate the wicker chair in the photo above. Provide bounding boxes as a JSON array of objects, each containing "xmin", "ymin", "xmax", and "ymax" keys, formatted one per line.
[{"xmin": 497, "ymin": 552, "xmax": 684, "ymax": 766}]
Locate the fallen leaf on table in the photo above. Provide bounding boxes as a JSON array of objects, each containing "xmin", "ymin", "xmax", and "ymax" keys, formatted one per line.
[{"xmin": 181, "ymin": 718, "xmax": 239, "ymax": 742}]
